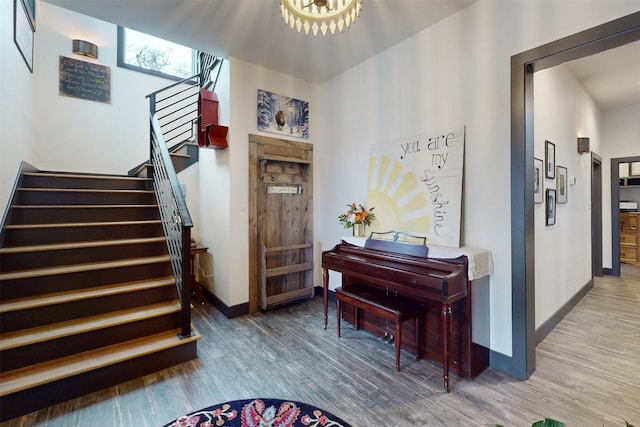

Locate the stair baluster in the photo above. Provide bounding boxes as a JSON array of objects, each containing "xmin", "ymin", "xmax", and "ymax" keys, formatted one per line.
[{"xmin": 150, "ymin": 114, "xmax": 193, "ymax": 338}]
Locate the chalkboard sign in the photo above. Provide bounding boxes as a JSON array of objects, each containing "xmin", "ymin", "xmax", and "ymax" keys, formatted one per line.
[{"xmin": 59, "ymin": 56, "xmax": 111, "ymax": 104}]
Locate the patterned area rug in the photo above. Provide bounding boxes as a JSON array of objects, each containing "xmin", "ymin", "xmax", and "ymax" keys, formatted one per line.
[{"xmin": 163, "ymin": 398, "xmax": 352, "ymax": 427}]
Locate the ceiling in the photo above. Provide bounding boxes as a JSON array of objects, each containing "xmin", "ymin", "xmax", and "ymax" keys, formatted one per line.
[
  {"xmin": 564, "ymin": 40, "xmax": 640, "ymax": 111},
  {"xmin": 43, "ymin": 0, "xmax": 477, "ymax": 84},
  {"xmin": 44, "ymin": 0, "xmax": 639, "ymax": 110}
]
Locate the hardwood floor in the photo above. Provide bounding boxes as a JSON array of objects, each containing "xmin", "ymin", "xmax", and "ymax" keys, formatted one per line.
[{"xmin": 2, "ymin": 268, "xmax": 638, "ymax": 426}]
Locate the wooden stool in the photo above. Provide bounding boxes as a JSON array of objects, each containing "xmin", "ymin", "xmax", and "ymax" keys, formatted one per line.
[{"xmin": 335, "ymin": 284, "xmax": 422, "ymax": 372}]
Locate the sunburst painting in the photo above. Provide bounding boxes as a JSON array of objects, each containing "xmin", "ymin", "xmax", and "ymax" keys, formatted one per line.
[{"xmin": 367, "ymin": 127, "xmax": 465, "ymax": 248}]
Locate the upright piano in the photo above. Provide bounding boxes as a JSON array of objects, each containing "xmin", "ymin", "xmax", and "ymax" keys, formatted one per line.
[{"xmin": 322, "ymin": 235, "xmax": 487, "ymax": 391}]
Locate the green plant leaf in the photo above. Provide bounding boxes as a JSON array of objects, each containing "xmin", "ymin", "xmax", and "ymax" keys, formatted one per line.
[{"xmin": 531, "ymin": 419, "xmax": 566, "ymax": 427}]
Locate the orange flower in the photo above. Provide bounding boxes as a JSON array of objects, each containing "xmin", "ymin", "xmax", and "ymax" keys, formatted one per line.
[{"xmin": 338, "ymin": 203, "xmax": 376, "ymax": 229}]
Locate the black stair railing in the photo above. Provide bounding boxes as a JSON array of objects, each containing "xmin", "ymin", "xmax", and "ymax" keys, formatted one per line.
[
  {"xmin": 150, "ymin": 114, "xmax": 193, "ymax": 338},
  {"xmin": 145, "ymin": 52, "xmax": 222, "ymax": 338},
  {"xmin": 145, "ymin": 53, "xmax": 222, "ymax": 147}
]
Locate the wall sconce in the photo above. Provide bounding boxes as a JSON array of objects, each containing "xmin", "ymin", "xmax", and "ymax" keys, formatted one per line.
[
  {"xmin": 577, "ymin": 137, "xmax": 590, "ymax": 154},
  {"xmin": 72, "ymin": 39, "xmax": 98, "ymax": 59}
]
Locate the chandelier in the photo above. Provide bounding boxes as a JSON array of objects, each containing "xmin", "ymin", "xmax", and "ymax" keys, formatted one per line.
[{"xmin": 280, "ymin": 0, "xmax": 363, "ymax": 36}]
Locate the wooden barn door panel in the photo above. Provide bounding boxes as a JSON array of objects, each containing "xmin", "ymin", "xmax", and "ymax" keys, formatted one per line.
[{"xmin": 249, "ymin": 135, "xmax": 313, "ymax": 312}]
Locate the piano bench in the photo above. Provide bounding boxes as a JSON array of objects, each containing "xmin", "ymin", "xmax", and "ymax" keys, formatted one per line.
[{"xmin": 335, "ymin": 284, "xmax": 422, "ymax": 372}]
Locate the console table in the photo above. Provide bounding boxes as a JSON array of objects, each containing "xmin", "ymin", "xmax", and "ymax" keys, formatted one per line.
[{"xmin": 190, "ymin": 246, "xmax": 208, "ymax": 305}]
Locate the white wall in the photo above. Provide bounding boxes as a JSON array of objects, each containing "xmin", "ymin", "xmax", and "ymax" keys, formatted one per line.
[
  {"xmin": 533, "ymin": 64, "xmax": 600, "ymax": 327},
  {"xmin": 601, "ymin": 104, "xmax": 640, "ymax": 268},
  {"xmin": 0, "ymin": 0, "xmax": 38, "ymax": 210},
  {"xmin": 32, "ymin": 3, "xmax": 177, "ymax": 175},
  {"xmin": 316, "ymin": 1, "xmax": 640, "ymax": 357},
  {"xmin": 193, "ymin": 59, "xmax": 231, "ymax": 300},
  {"xmin": 217, "ymin": 58, "xmax": 320, "ymax": 307}
]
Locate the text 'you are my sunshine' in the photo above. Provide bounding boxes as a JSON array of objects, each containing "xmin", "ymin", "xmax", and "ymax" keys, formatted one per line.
[{"xmin": 399, "ymin": 133, "xmax": 457, "ymax": 236}]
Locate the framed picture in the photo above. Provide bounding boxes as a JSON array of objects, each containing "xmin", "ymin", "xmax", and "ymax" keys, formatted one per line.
[
  {"xmin": 545, "ymin": 140, "xmax": 555, "ymax": 179},
  {"xmin": 546, "ymin": 188, "xmax": 556, "ymax": 226},
  {"xmin": 556, "ymin": 165, "xmax": 568, "ymax": 204},
  {"xmin": 14, "ymin": 0, "xmax": 34, "ymax": 73},
  {"xmin": 534, "ymin": 157, "xmax": 543, "ymax": 204},
  {"xmin": 257, "ymin": 89, "xmax": 309, "ymax": 139},
  {"xmin": 22, "ymin": 0, "xmax": 35, "ymax": 30}
]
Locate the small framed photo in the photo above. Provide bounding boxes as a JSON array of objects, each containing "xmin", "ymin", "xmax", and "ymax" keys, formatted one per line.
[
  {"xmin": 546, "ymin": 188, "xmax": 556, "ymax": 226},
  {"xmin": 545, "ymin": 140, "xmax": 555, "ymax": 179},
  {"xmin": 556, "ymin": 165, "xmax": 568, "ymax": 204},
  {"xmin": 534, "ymin": 157, "xmax": 543, "ymax": 204}
]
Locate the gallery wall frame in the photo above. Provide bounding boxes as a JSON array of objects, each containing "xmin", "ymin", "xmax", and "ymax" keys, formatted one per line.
[
  {"xmin": 545, "ymin": 188, "xmax": 556, "ymax": 226},
  {"xmin": 545, "ymin": 140, "xmax": 555, "ymax": 179},
  {"xmin": 534, "ymin": 158, "xmax": 543, "ymax": 204},
  {"xmin": 556, "ymin": 165, "xmax": 568, "ymax": 204},
  {"xmin": 14, "ymin": 0, "xmax": 34, "ymax": 73}
]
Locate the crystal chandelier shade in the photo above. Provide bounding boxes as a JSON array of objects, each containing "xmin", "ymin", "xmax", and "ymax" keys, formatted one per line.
[{"xmin": 280, "ymin": 0, "xmax": 363, "ymax": 36}]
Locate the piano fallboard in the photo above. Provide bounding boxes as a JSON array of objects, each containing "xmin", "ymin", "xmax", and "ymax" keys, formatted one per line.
[{"xmin": 322, "ymin": 241, "xmax": 468, "ymax": 304}]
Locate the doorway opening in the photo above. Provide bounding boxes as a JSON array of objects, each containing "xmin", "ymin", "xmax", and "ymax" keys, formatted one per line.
[
  {"xmin": 592, "ymin": 153, "xmax": 603, "ymax": 277},
  {"xmin": 510, "ymin": 12, "xmax": 640, "ymax": 380},
  {"xmin": 610, "ymin": 155, "xmax": 640, "ymax": 276}
]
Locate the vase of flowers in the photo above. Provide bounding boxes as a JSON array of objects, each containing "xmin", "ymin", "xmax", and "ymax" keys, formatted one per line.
[{"xmin": 338, "ymin": 203, "xmax": 375, "ymax": 237}]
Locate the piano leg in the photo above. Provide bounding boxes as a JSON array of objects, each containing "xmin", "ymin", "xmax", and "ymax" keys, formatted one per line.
[
  {"xmin": 323, "ymin": 268, "xmax": 329, "ymax": 329},
  {"xmin": 442, "ymin": 304, "xmax": 452, "ymax": 392},
  {"xmin": 395, "ymin": 320, "xmax": 402, "ymax": 372},
  {"xmin": 336, "ymin": 298, "xmax": 342, "ymax": 337},
  {"xmin": 415, "ymin": 310, "xmax": 422, "ymax": 361}
]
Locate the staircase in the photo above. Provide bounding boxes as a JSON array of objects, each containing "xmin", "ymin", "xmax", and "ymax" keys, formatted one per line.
[
  {"xmin": 0, "ymin": 170, "xmax": 200, "ymax": 421},
  {"xmin": 129, "ymin": 139, "xmax": 200, "ymax": 177}
]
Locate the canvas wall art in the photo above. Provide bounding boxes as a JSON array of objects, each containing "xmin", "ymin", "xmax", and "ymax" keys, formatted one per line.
[
  {"xmin": 257, "ymin": 89, "xmax": 309, "ymax": 139},
  {"xmin": 367, "ymin": 126, "xmax": 465, "ymax": 248}
]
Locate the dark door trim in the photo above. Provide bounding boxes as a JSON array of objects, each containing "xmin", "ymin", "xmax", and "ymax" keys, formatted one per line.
[
  {"xmin": 510, "ymin": 12, "xmax": 640, "ymax": 380},
  {"xmin": 591, "ymin": 152, "xmax": 603, "ymax": 277},
  {"xmin": 608, "ymin": 155, "xmax": 640, "ymax": 277}
]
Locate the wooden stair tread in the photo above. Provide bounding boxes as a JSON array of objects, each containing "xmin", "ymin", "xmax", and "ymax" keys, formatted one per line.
[
  {"xmin": 0, "ymin": 168, "xmax": 199, "ymax": 414},
  {"xmin": 170, "ymin": 141, "xmax": 197, "ymax": 151},
  {"xmin": 23, "ymin": 172, "xmax": 151, "ymax": 182},
  {"xmin": 128, "ymin": 163, "xmax": 151, "ymax": 176},
  {"xmin": 5, "ymin": 219, "xmax": 161, "ymax": 230},
  {"xmin": 0, "ymin": 327, "xmax": 200, "ymax": 396},
  {"xmin": 0, "ymin": 276, "xmax": 175, "ymax": 314},
  {"xmin": 0, "ymin": 237, "xmax": 166, "ymax": 254},
  {"xmin": 0, "ymin": 255, "xmax": 170, "ymax": 281},
  {"xmin": 18, "ymin": 188, "xmax": 154, "ymax": 194},
  {"xmin": 0, "ymin": 300, "xmax": 181, "ymax": 351},
  {"xmin": 12, "ymin": 204, "xmax": 159, "ymax": 209}
]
